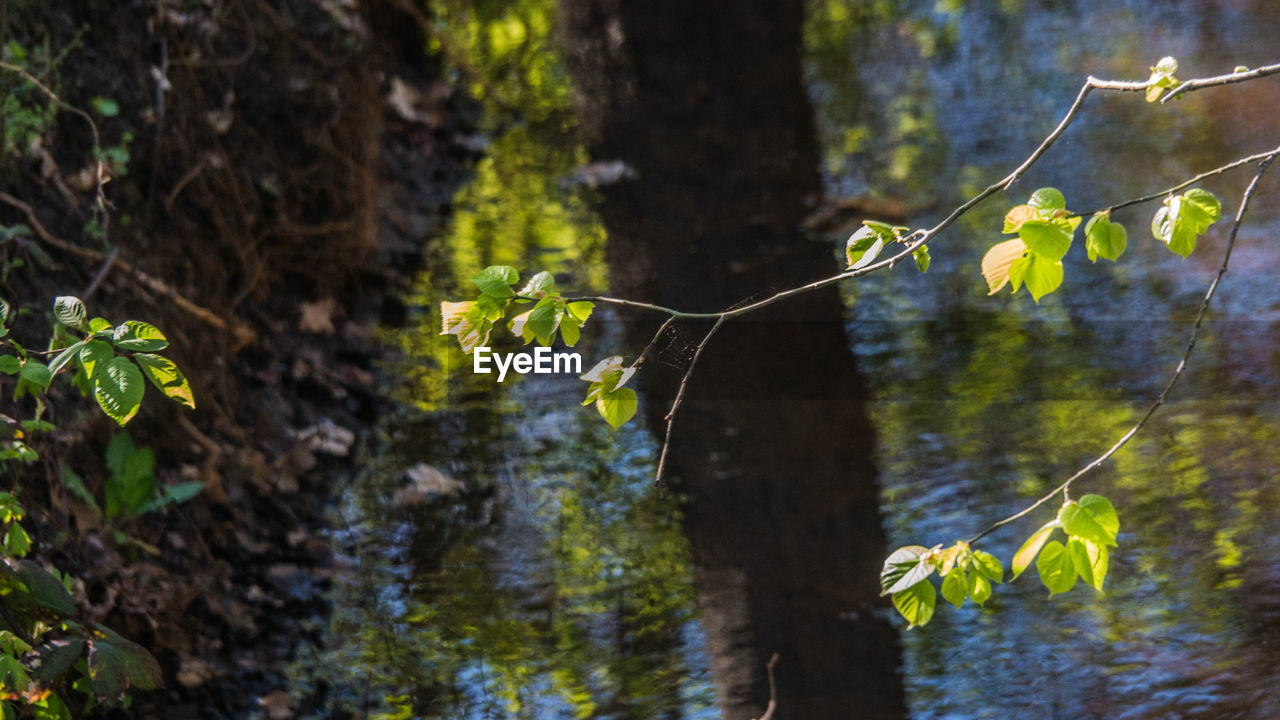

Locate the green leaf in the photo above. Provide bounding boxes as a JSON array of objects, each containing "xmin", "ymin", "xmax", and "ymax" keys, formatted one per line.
[
  {"xmin": 20, "ymin": 360, "xmax": 52, "ymax": 391},
  {"xmin": 845, "ymin": 226, "xmax": 886, "ymax": 270},
  {"xmin": 1012, "ymin": 523, "xmax": 1056, "ymax": 580},
  {"xmin": 4, "ymin": 523, "xmax": 30, "ymax": 556},
  {"xmin": 93, "ymin": 357, "xmax": 146, "ymax": 426},
  {"xmin": 87, "ymin": 625, "xmax": 164, "ymax": 696},
  {"xmin": 912, "ymin": 245, "xmax": 931, "ymax": 273},
  {"xmin": 0, "ymin": 559, "xmax": 75, "ymax": 616},
  {"xmin": 1017, "ymin": 220, "xmax": 1073, "ymax": 260},
  {"xmin": 1036, "ymin": 540, "xmax": 1077, "ymax": 596},
  {"xmin": 111, "ymin": 321, "xmax": 168, "ymax": 352},
  {"xmin": 0, "ymin": 355, "xmax": 19, "ymax": 375},
  {"xmin": 1084, "ymin": 212, "xmax": 1127, "ymax": 262},
  {"xmin": 1068, "ymin": 536, "xmax": 1094, "ymax": 588},
  {"xmin": 133, "ymin": 353, "xmax": 195, "ymax": 410},
  {"xmin": 1058, "ymin": 494, "xmax": 1119, "ymax": 547},
  {"xmin": 30, "ymin": 638, "xmax": 86, "ymax": 688},
  {"xmin": 0, "ymin": 297, "xmax": 9, "ymax": 324},
  {"xmin": 1082, "ymin": 539, "xmax": 1109, "ymax": 591},
  {"xmin": 1146, "ymin": 56, "xmax": 1179, "ymax": 102},
  {"xmin": 525, "ymin": 298, "xmax": 564, "ymax": 346},
  {"xmin": 559, "ymin": 301, "xmax": 595, "ymax": 347},
  {"xmin": 1017, "ymin": 253, "xmax": 1064, "ymax": 302},
  {"xmin": 91, "ymin": 97, "xmax": 120, "ymax": 117},
  {"xmin": 1027, "ymin": 187, "xmax": 1066, "ymax": 211},
  {"xmin": 966, "ymin": 571, "xmax": 993, "ymax": 605},
  {"xmin": 517, "ymin": 270, "xmax": 557, "ymax": 298},
  {"xmin": 79, "ymin": 340, "xmax": 114, "ymax": 379},
  {"xmin": 883, "ymin": 551, "xmax": 936, "ymax": 596},
  {"xmin": 892, "ymin": 580, "xmax": 936, "ymax": 629},
  {"xmin": 48, "ymin": 339, "xmax": 88, "ymax": 374},
  {"xmin": 470, "ymin": 265, "xmax": 519, "ymax": 298},
  {"xmin": 880, "ymin": 545, "xmax": 930, "ymax": 594},
  {"xmin": 59, "ymin": 465, "xmax": 98, "ymax": 508},
  {"xmin": 87, "ymin": 317, "xmax": 111, "ymax": 333},
  {"xmin": 940, "ymin": 568, "xmax": 966, "ymax": 609},
  {"xmin": 53, "ymin": 296, "xmax": 87, "ymax": 329},
  {"xmin": 1182, "ymin": 188, "xmax": 1222, "ymax": 229},
  {"xmin": 971, "ymin": 550, "xmax": 1004, "ymax": 583},
  {"xmin": 1153, "ymin": 190, "xmax": 1221, "ymax": 258},
  {"xmin": 0, "ymin": 656, "xmax": 30, "ymax": 696},
  {"xmin": 596, "ymin": 387, "xmax": 637, "ymax": 429},
  {"xmin": 105, "ymin": 433, "xmax": 134, "ymax": 477}
]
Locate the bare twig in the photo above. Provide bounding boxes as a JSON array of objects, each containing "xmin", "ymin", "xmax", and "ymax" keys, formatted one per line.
[
  {"xmin": 753, "ymin": 653, "xmax": 781, "ymax": 720},
  {"xmin": 0, "ymin": 191, "xmax": 255, "ymax": 345},
  {"xmin": 81, "ymin": 245, "xmax": 119, "ymax": 299},
  {"xmin": 653, "ymin": 317, "xmax": 725, "ymax": 485},
  {"xmin": 967, "ymin": 150, "xmax": 1278, "ymax": 545},
  {"xmin": 1161, "ymin": 62, "xmax": 1280, "ymax": 103}
]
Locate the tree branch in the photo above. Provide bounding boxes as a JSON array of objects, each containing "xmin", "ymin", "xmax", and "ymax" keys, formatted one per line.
[
  {"xmin": 967, "ymin": 149, "xmax": 1278, "ymax": 545},
  {"xmin": 653, "ymin": 317, "xmax": 725, "ymax": 485}
]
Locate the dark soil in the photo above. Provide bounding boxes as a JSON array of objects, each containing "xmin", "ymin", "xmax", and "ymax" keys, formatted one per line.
[{"xmin": 1, "ymin": 1, "xmax": 477, "ymax": 717}]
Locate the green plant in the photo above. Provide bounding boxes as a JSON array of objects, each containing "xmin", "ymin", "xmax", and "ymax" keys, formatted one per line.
[
  {"xmin": 437, "ymin": 57, "xmax": 1280, "ymax": 629},
  {"xmin": 59, "ymin": 433, "xmax": 202, "ymax": 523}
]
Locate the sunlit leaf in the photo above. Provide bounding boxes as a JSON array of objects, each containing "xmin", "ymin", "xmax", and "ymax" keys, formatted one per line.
[
  {"xmin": 1002, "ymin": 204, "xmax": 1039, "ymax": 233},
  {"xmin": 892, "ymin": 580, "xmax": 936, "ymax": 628},
  {"xmin": 971, "ymin": 550, "xmax": 1004, "ymax": 583},
  {"xmin": 1059, "ymin": 494, "xmax": 1119, "ymax": 547},
  {"xmin": 52, "ymin": 296, "xmax": 87, "ymax": 330},
  {"xmin": 596, "ymin": 387, "xmax": 637, "ymax": 429},
  {"xmin": 982, "ymin": 238, "xmax": 1026, "ymax": 294},
  {"xmin": 912, "ymin": 245, "xmax": 931, "ymax": 273},
  {"xmin": 93, "ymin": 357, "xmax": 145, "ymax": 426},
  {"xmin": 1027, "ymin": 187, "xmax": 1066, "ymax": 212},
  {"xmin": 1012, "ymin": 523, "xmax": 1056, "ymax": 580},
  {"xmin": 133, "ymin": 353, "xmax": 196, "ymax": 410},
  {"xmin": 1017, "ymin": 253, "xmax": 1063, "ymax": 302},
  {"xmin": 1036, "ymin": 540, "xmax": 1077, "ymax": 596},
  {"xmin": 1017, "ymin": 220, "xmax": 1072, "ymax": 260},
  {"xmin": 967, "ymin": 570, "xmax": 992, "ymax": 605},
  {"xmin": 941, "ymin": 568, "xmax": 966, "ymax": 609},
  {"xmin": 1085, "ymin": 211, "xmax": 1127, "ymax": 262},
  {"xmin": 470, "ymin": 265, "xmax": 520, "ymax": 298}
]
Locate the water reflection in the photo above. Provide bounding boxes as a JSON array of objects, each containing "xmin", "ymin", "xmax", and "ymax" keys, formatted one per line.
[
  {"xmin": 315, "ymin": 0, "xmax": 1280, "ymax": 717},
  {"xmin": 822, "ymin": 1, "xmax": 1280, "ymax": 717}
]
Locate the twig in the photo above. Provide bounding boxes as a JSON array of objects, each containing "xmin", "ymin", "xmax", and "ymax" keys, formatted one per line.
[
  {"xmin": 1161, "ymin": 62, "xmax": 1280, "ymax": 103},
  {"xmin": 967, "ymin": 150, "xmax": 1278, "ymax": 545},
  {"xmin": 653, "ymin": 317, "xmax": 725, "ymax": 485},
  {"xmin": 753, "ymin": 653, "xmax": 781, "ymax": 720},
  {"xmin": 0, "ymin": 191, "xmax": 255, "ymax": 345},
  {"xmin": 1076, "ymin": 144, "xmax": 1280, "ymax": 218},
  {"xmin": 81, "ymin": 246, "xmax": 119, "ymax": 299},
  {"xmin": 633, "ymin": 315, "xmax": 675, "ymax": 367}
]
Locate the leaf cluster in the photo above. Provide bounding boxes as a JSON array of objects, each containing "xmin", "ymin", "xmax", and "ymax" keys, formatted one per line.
[{"xmin": 983, "ymin": 186, "xmax": 1219, "ymax": 302}]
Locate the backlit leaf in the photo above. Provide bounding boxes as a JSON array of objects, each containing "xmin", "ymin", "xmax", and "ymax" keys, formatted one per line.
[
  {"xmin": 941, "ymin": 569, "xmax": 966, "ymax": 609},
  {"xmin": 133, "ymin": 353, "xmax": 196, "ymax": 410},
  {"xmin": 1036, "ymin": 540, "xmax": 1077, "ymax": 596},
  {"xmin": 1085, "ymin": 211, "xmax": 1127, "ymax": 262},
  {"xmin": 892, "ymin": 580, "xmax": 936, "ymax": 628},
  {"xmin": 1012, "ymin": 523, "xmax": 1055, "ymax": 580},
  {"xmin": 982, "ymin": 239, "xmax": 1027, "ymax": 294}
]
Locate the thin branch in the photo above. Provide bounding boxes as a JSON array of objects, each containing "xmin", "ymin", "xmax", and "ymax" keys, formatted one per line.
[
  {"xmin": 753, "ymin": 653, "xmax": 781, "ymax": 720},
  {"xmin": 968, "ymin": 150, "xmax": 1278, "ymax": 545},
  {"xmin": 653, "ymin": 317, "xmax": 725, "ymax": 485},
  {"xmin": 633, "ymin": 315, "xmax": 676, "ymax": 367},
  {"xmin": 1161, "ymin": 62, "xmax": 1280, "ymax": 103},
  {"xmin": 1076, "ymin": 144, "xmax": 1280, "ymax": 217}
]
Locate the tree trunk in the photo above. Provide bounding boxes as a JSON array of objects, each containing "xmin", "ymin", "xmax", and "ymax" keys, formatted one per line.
[{"xmin": 558, "ymin": 1, "xmax": 908, "ymax": 718}]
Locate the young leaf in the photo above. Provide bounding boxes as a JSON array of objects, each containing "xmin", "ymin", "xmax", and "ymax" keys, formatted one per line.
[
  {"xmin": 880, "ymin": 545, "xmax": 931, "ymax": 594},
  {"xmin": 20, "ymin": 360, "xmax": 52, "ymax": 391},
  {"xmin": 470, "ymin": 265, "xmax": 520, "ymax": 298},
  {"xmin": 941, "ymin": 568, "xmax": 967, "ymax": 609},
  {"xmin": 1018, "ymin": 253, "xmax": 1064, "ymax": 302},
  {"xmin": 53, "ymin": 296, "xmax": 87, "ymax": 329},
  {"xmin": 525, "ymin": 298, "xmax": 564, "ymax": 346},
  {"xmin": 967, "ymin": 571, "xmax": 993, "ymax": 605},
  {"xmin": 1084, "ymin": 212, "xmax": 1127, "ymax": 262},
  {"xmin": 3, "ymin": 522, "xmax": 30, "ymax": 556},
  {"xmin": 1018, "ymin": 220, "xmax": 1073, "ymax": 260},
  {"xmin": 971, "ymin": 550, "xmax": 1004, "ymax": 583},
  {"xmin": 912, "ymin": 245, "xmax": 931, "ymax": 273},
  {"xmin": 883, "ymin": 551, "xmax": 936, "ymax": 596},
  {"xmin": 48, "ymin": 339, "xmax": 89, "ymax": 374},
  {"xmin": 982, "ymin": 239, "xmax": 1027, "ymax": 294},
  {"xmin": 892, "ymin": 580, "xmax": 936, "ymax": 629},
  {"xmin": 1058, "ymin": 494, "xmax": 1119, "ymax": 547},
  {"xmin": 0, "ymin": 355, "xmax": 19, "ymax": 374},
  {"xmin": 517, "ymin": 270, "xmax": 557, "ymax": 298},
  {"xmin": 596, "ymin": 387, "xmax": 637, "ymax": 429},
  {"xmin": 1036, "ymin": 540, "xmax": 1077, "ymax": 596},
  {"xmin": 133, "ymin": 353, "xmax": 196, "ymax": 410},
  {"xmin": 1068, "ymin": 536, "xmax": 1094, "ymax": 588},
  {"xmin": 93, "ymin": 357, "xmax": 146, "ymax": 426},
  {"xmin": 80, "ymin": 340, "xmax": 114, "ymax": 379},
  {"xmin": 112, "ymin": 321, "xmax": 169, "ymax": 352},
  {"xmin": 1027, "ymin": 187, "xmax": 1066, "ymax": 212},
  {"xmin": 1003, "ymin": 205, "xmax": 1039, "ymax": 233},
  {"xmin": 845, "ymin": 225, "xmax": 887, "ymax": 270},
  {"xmin": 1082, "ymin": 539, "xmax": 1109, "ymax": 591},
  {"xmin": 1146, "ymin": 56, "xmax": 1179, "ymax": 102},
  {"xmin": 1012, "ymin": 523, "xmax": 1056, "ymax": 580}
]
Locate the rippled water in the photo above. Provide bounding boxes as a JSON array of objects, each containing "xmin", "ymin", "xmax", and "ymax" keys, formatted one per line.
[{"xmin": 312, "ymin": 1, "xmax": 1280, "ymax": 718}]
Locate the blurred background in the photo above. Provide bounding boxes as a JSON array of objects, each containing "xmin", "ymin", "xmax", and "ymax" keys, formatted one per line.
[{"xmin": 4, "ymin": 0, "xmax": 1280, "ymax": 718}]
